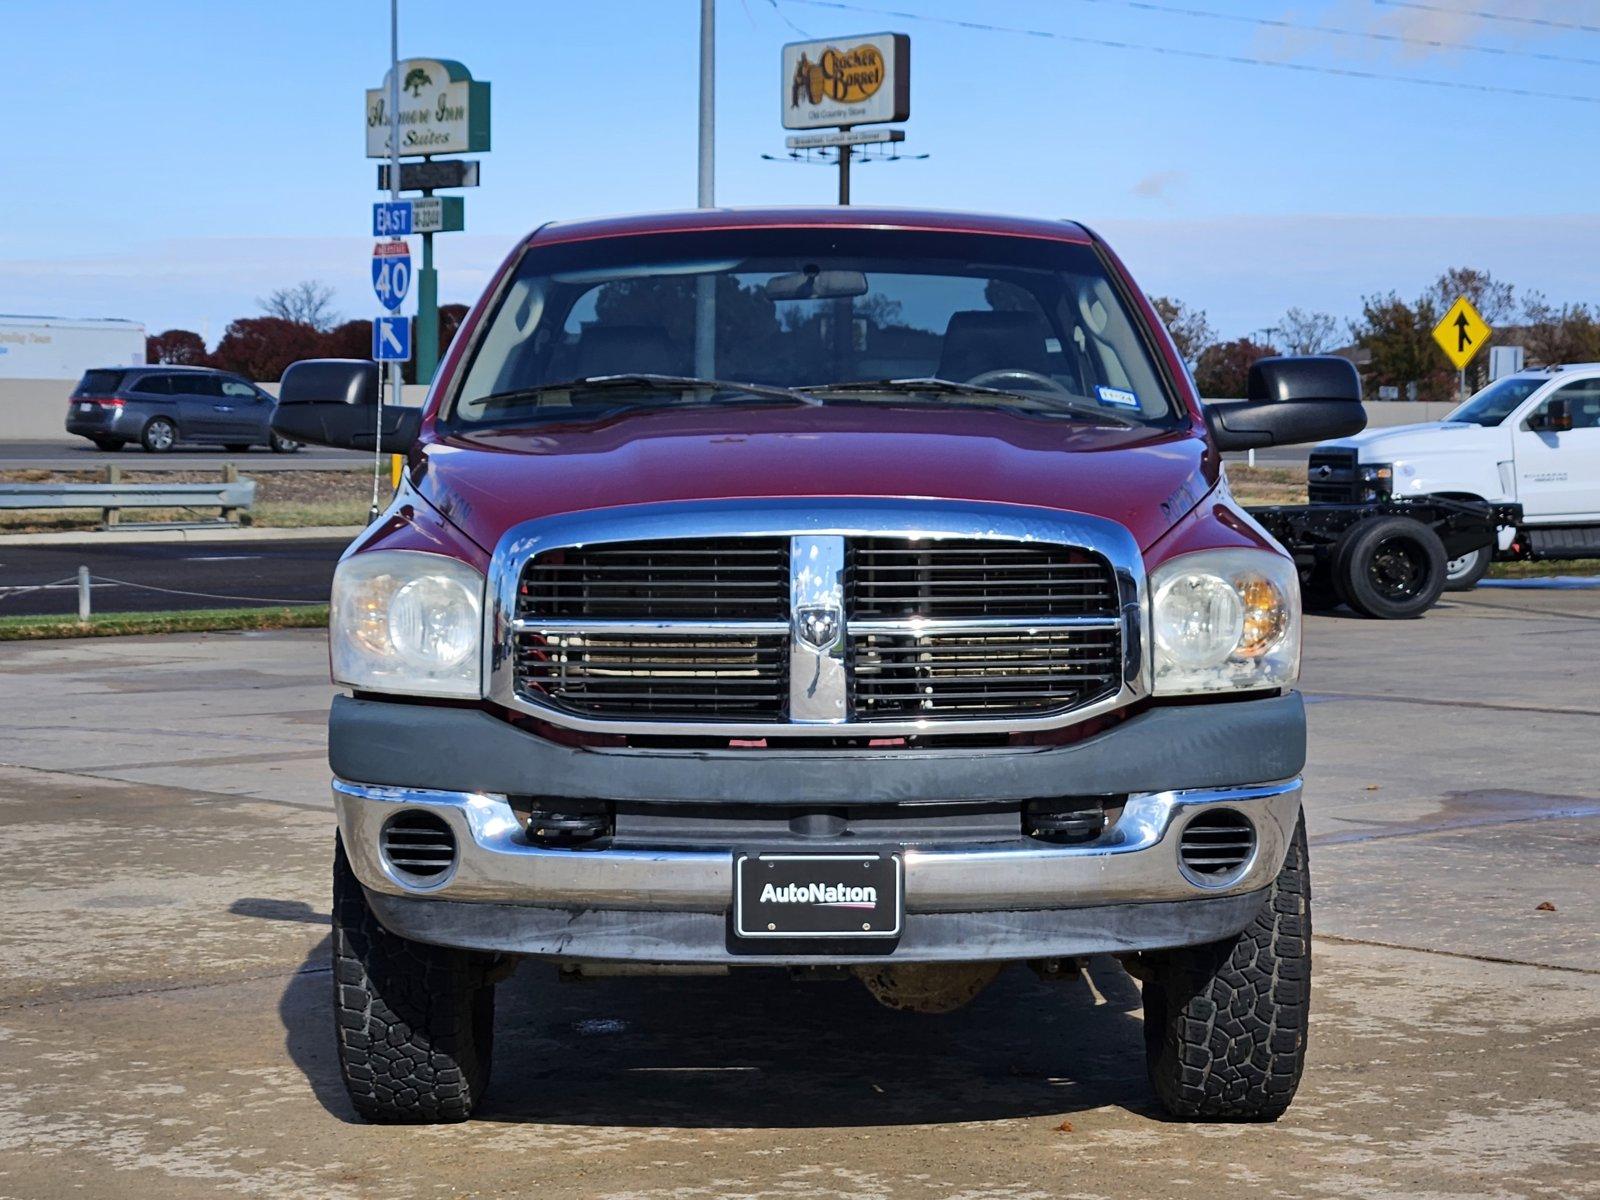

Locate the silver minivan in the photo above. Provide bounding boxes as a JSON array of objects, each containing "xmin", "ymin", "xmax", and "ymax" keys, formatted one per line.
[{"xmin": 66, "ymin": 366, "xmax": 301, "ymax": 453}]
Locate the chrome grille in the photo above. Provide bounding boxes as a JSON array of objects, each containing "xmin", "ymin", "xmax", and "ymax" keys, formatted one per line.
[
  {"xmin": 852, "ymin": 538, "xmax": 1117, "ymax": 619},
  {"xmin": 515, "ymin": 631, "xmax": 788, "ymax": 718},
  {"xmin": 519, "ymin": 537, "xmax": 789, "ymax": 620},
  {"xmin": 853, "ymin": 626, "xmax": 1122, "ymax": 717},
  {"xmin": 505, "ymin": 517, "xmax": 1132, "ymax": 733}
]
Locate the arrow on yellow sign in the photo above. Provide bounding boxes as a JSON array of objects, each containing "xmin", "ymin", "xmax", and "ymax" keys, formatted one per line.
[{"xmin": 1432, "ymin": 296, "xmax": 1491, "ymax": 372}]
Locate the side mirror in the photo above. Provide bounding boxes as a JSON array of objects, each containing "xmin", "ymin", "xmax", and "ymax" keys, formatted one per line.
[
  {"xmin": 1528, "ymin": 396, "xmax": 1572, "ymax": 433},
  {"xmin": 270, "ymin": 359, "xmax": 422, "ymax": 452},
  {"xmin": 1204, "ymin": 355, "xmax": 1367, "ymax": 451}
]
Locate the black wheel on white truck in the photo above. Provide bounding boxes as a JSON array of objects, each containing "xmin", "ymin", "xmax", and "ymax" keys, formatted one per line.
[{"xmin": 331, "ymin": 839, "xmax": 500, "ymax": 1123}]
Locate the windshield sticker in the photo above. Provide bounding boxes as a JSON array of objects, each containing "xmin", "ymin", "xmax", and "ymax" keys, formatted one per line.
[{"xmin": 1096, "ymin": 386, "xmax": 1139, "ymax": 409}]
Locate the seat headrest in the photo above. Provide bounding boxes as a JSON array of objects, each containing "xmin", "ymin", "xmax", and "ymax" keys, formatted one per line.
[
  {"xmin": 936, "ymin": 310, "xmax": 1051, "ymax": 382},
  {"xmin": 573, "ymin": 324, "xmax": 681, "ymax": 378}
]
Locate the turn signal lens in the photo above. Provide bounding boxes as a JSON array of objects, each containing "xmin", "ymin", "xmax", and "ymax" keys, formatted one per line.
[{"xmin": 1238, "ymin": 575, "xmax": 1288, "ymax": 658}]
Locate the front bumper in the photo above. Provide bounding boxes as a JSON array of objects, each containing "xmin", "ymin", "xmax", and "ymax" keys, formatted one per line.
[{"xmin": 335, "ymin": 776, "xmax": 1302, "ymax": 965}]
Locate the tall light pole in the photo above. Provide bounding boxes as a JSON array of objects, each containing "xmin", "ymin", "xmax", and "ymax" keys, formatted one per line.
[
  {"xmin": 694, "ymin": 0, "xmax": 716, "ymax": 377},
  {"xmin": 698, "ymin": 0, "xmax": 714, "ymax": 207}
]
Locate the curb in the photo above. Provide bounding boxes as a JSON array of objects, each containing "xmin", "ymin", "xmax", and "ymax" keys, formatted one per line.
[{"xmin": 0, "ymin": 525, "xmax": 364, "ymax": 547}]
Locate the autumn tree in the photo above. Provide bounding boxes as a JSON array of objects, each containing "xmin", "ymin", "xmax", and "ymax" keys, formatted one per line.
[
  {"xmin": 1350, "ymin": 292, "xmax": 1454, "ymax": 403},
  {"xmin": 145, "ymin": 328, "xmax": 208, "ymax": 365},
  {"xmin": 1425, "ymin": 267, "xmax": 1515, "ymax": 327},
  {"xmin": 1193, "ymin": 337, "xmax": 1278, "ymax": 399},
  {"xmin": 209, "ymin": 317, "xmax": 325, "ymax": 381},
  {"xmin": 258, "ymin": 280, "xmax": 339, "ymax": 332},
  {"xmin": 1147, "ymin": 295, "xmax": 1213, "ymax": 364},
  {"xmin": 1277, "ymin": 308, "xmax": 1338, "ymax": 355}
]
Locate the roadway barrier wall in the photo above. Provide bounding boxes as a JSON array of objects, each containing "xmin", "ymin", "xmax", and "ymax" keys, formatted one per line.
[{"xmin": 3, "ymin": 376, "xmax": 1464, "ymax": 445}]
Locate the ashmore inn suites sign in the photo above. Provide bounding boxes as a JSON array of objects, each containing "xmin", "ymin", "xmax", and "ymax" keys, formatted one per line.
[{"xmin": 366, "ymin": 58, "xmax": 491, "ymax": 158}]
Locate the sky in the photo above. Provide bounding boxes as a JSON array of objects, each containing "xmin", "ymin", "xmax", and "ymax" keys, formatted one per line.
[{"xmin": 4, "ymin": 0, "xmax": 1598, "ymax": 345}]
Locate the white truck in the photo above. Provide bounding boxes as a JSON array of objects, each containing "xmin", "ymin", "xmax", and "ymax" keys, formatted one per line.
[{"xmin": 1309, "ymin": 365, "xmax": 1600, "ymax": 590}]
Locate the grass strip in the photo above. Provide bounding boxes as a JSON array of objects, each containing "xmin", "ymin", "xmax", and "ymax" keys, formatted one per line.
[{"xmin": 0, "ymin": 604, "xmax": 328, "ymax": 641}]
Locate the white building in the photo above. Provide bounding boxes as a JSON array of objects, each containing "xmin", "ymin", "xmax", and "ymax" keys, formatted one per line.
[{"xmin": 0, "ymin": 315, "xmax": 146, "ymax": 380}]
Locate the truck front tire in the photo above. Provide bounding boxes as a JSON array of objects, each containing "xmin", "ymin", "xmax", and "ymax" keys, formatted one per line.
[
  {"xmin": 1443, "ymin": 546, "xmax": 1491, "ymax": 591},
  {"xmin": 332, "ymin": 839, "xmax": 497, "ymax": 1123},
  {"xmin": 1137, "ymin": 815, "xmax": 1311, "ymax": 1121},
  {"xmin": 1333, "ymin": 515, "xmax": 1447, "ymax": 619}
]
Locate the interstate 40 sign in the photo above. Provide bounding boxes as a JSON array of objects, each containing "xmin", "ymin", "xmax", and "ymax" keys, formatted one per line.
[{"xmin": 371, "ymin": 242, "xmax": 411, "ymax": 312}]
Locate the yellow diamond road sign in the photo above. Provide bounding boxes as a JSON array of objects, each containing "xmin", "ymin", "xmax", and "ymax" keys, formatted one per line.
[{"xmin": 1433, "ymin": 296, "xmax": 1491, "ymax": 372}]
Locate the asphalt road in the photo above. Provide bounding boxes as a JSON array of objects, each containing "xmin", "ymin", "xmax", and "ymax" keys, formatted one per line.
[
  {"xmin": 2, "ymin": 438, "xmax": 368, "ymax": 471},
  {"xmin": 0, "ymin": 587, "xmax": 1596, "ymax": 1198},
  {"xmin": 0, "ymin": 538, "xmax": 346, "ymax": 615}
]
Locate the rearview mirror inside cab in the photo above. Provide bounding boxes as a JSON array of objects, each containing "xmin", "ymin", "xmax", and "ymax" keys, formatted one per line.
[
  {"xmin": 1204, "ymin": 355, "xmax": 1367, "ymax": 451},
  {"xmin": 270, "ymin": 359, "xmax": 421, "ymax": 452},
  {"xmin": 763, "ymin": 268, "xmax": 869, "ymax": 302}
]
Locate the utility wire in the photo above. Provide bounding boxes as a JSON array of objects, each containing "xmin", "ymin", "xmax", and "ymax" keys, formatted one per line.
[
  {"xmin": 766, "ymin": 0, "xmax": 812, "ymax": 37},
  {"xmin": 1077, "ymin": 0, "xmax": 1600, "ymax": 68},
  {"xmin": 86, "ymin": 575, "xmax": 326, "ymax": 607},
  {"xmin": 1375, "ymin": 0, "xmax": 1600, "ymax": 37},
  {"xmin": 780, "ymin": 0, "xmax": 1600, "ymax": 105}
]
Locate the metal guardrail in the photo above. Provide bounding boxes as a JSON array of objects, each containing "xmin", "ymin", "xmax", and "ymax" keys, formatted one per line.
[{"xmin": 0, "ymin": 477, "xmax": 256, "ymax": 527}]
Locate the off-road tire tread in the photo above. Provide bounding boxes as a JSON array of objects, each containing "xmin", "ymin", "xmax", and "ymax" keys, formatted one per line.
[
  {"xmin": 1141, "ymin": 816, "xmax": 1311, "ymax": 1121},
  {"xmin": 331, "ymin": 840, "xmax": 494, "ymax": 1123}
]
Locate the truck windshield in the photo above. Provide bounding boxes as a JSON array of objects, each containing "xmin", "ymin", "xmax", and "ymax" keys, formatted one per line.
[
  {"xmin": 447, "ymin": 228, "xmax": 1179, "ymax": 428},
  {"xmin": 1446, "ymin": 376, "xmax": 1546, "ymax": 426}
]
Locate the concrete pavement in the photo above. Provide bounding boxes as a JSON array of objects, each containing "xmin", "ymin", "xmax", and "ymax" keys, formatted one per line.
[{"xmin": 0, "ymin": 589, "xmax": 1597, "ymax": 1199}]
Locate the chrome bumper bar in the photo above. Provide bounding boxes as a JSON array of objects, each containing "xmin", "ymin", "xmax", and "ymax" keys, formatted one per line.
[{"xmin": 334, "ymin": 777, "xmax": 1302, "ymax": 913}]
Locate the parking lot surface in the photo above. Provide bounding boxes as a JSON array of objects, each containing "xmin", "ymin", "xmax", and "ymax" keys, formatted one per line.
[{"xmin": 1, "ymin": 588, "xmax": 1597, "ymax": 1199}]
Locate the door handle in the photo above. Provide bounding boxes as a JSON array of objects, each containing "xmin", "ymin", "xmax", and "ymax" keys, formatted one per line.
[{"xmin": 214, "ymin": 405, "xmax": 233, "ymax": 412}]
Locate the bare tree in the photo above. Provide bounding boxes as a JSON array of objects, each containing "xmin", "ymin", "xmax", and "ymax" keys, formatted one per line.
[
  {"xmin": 258, "ymin": 280, "xmax": 339, "ymax": 332},
  {"xmin": 1277, "ymin": 308, "xmax": 1339, "ymax": 355},
  {"xmin": 1425, "ymin": 267, "xmax": 1515, "ymax": 327},
  {"xmin": 1147, "ymin": 295, "xmax": 1214, "ymax": 364},
  {"xmin": 1519, "ymin": 292, "xmax": 1600, "ymax": 366}
]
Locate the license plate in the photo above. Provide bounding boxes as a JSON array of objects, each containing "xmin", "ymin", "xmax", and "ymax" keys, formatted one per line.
[
  {"xmin": 734, "ymin": 852, "xmax": 902, "ymax": 939},
  {"xmin": 77, "ymin": 403, "xmax": 94, "ymax": 413}
]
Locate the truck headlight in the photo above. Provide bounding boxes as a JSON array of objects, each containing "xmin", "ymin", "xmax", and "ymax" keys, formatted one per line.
[
  {"xmin": 1150, "ymin": 548, "xmax": 1300, "ymax": 695},
  {"xmin": 1359, "ymin": 463, "xmax": 1393, "ymax": 500},
  {"xmin": 332, "ymin": 550, "xmax": 484, "ymax": 698}
]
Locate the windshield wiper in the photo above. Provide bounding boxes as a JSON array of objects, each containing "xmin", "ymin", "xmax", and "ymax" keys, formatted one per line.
[
  {"xmin": 803, "ymin": 377, "xmax": 1139, "ymax": 425},
  {"xmin": 476, "ymin": 373, "xmax": 821, "ymax": 411}
]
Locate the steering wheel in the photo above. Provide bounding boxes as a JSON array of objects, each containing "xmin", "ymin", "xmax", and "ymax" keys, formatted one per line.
[{"xmin": 964, "ymin": 367, "xmax": 1077, "ymax": 399}]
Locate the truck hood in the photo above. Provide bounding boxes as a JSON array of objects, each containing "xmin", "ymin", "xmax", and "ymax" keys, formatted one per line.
[
  {"xmin": 1319, "ymin": 420, "xmax": 1505, "ymax": 461},
  {"xmin": 413, "ymin": 404, "xmax": 1211, "ymax": 553}
]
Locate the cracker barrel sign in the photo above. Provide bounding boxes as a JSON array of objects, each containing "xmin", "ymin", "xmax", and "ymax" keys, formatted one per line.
[{"xmin": 782, "ymin": 33, "xmax": 910, "ymax": 129}]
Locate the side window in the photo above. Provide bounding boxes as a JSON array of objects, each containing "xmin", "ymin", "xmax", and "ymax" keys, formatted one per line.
[
  {"xmin": 130, "ymin": 375, "xmax": 171, "ymax": 395},
  {"xmin": 220, "ymin": 379, "xmax": 259, "ymax": 400},
  {"xmin": 184, "ymin": 375, "xmax": 224, "ymax": 398},
  {"xmin": 1550, "ymin": 380, "xmax": 1600, "ymax": 430}
]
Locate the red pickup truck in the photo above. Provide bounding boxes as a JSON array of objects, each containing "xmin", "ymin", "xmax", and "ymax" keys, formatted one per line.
[{"xmin": 275, "ymin": 208, "xmax": 1364, "ymax": 1124}]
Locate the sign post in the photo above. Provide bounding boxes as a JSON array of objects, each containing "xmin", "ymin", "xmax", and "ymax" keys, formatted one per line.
[
  {"xmin": 1432, "ymin": 296, "xmax": 1491, "ymax": 402},
  {"xmin": 366, "ymin": 56, "xmax": 490, "ymax": 384}
]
